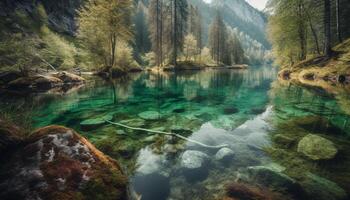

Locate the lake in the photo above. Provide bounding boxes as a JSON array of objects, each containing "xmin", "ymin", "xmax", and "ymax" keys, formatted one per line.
[{"xmin": 1, "ymin": 66, "xmax": 350, "ymax": 200}]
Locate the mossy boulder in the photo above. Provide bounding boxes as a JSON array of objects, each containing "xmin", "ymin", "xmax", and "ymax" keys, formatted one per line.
[
  {"xmin": 8, "ymin": 75, "xmax": 63, "ymax": 90},
  {"xmin": 52, "ymin": 71, "xmax": 85, "ymax": 83},
  {"xmin": 0, "ymin": 125, "xmax": 128, "ymax": 200},
  {"xmin": 297, "ymin": 134, "xmax": 337, "ymax": 160}
]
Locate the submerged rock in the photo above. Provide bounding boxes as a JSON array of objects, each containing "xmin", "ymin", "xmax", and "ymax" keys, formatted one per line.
[
  {"xmin": 297, "ymin": 134, "xmax": 337, "ymax": 160},
  {"xmin": 181, "ymin": 150, "xmax": 209, "ymax": 170},
  {"xmin": 0, "ymin": 125, "xmax": 128, "ymax": 200},
  {"xmin": 180, "ymin": 150, "xmax": 210, "ymax": 181},
  {"xmin": 223, "ymin": 107, "xmax": 239, "ymax": 115},
  {"xmin": 239, "ymin": 165, "xmax": 301, "ymax": 194},
  {"xmin": 170, "ymin": 125, "xmax": 192, "ymax": 135},
  {"xmin": 273, "ymin": 134, "xmax": 295, "ymax": 148},
  {"xmin": 215, "ymin": 147, "xmax": 235, "ymax": 163},
  {"xmin": 80, "ymin": 114, "xmax": 113, "ymax": 131},
  {"xmin": 301, "ymin": 173, "xmax": 347, "ymax": 200},
  {"xmin": 119, "ymin": 118, "xmax": 146, "ymax": 127},
  {"xmin": 138, "ymin": 111, "xmax": 161, "ymax": 120},
  {"xmin": 224, "ymin": 182, "xmax": 287, "ymax": 200}
]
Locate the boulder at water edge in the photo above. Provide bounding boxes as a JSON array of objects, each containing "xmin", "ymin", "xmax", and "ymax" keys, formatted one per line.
[
  {"xmin": 52, "ymin": 71, "xmax": 85, "ymax": 83},
  {"xmin": 0, "ymin": 125, "xmax": 128, "ymax": 200},
  {"xmin": 297, "ymin": 134, "xmax": 337, "ymax": 160}
]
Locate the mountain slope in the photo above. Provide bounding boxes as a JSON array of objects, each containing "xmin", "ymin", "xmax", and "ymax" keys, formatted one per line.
[{"xmin": 189, "ymin": 0, "xmax": 269, "ymax": 49}]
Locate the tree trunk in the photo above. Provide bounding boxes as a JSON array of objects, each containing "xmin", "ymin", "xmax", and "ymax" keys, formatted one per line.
[
  {"xmin": 336, "ymin": 0, "xmax": 342, "ymax": 43},
  {"xmin": 173, "ymin": 0, "xmax": 177, "ymax": 67},
  {"xmin": 305, "ymin": 10, "xmax": 320, "ymax": 54},
  {"xmin": 297, "ymin": 1, "xmax": 306, "ymax": 60},
  {"xmin": 324, "ymin": 0, "xmax": 332, "ymax": 57}
]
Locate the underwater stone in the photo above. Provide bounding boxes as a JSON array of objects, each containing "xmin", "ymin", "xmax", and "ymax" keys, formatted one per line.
[
  {"xmin": 138, "ymin": 111, "xmax": 161, "ymax": 120},
  {"xmin": 119, "ymin": 118, "xmax": 146, "ymax": 127},
  {"xmin": 244, "ymin": 165, "xmax": 301, "ymax": 193},
  {"xmin": 180, "ymin": 150, "xmax": 210, "ymax": 182},
  {"xmin": 273, "ymin": 134, "xmax": 295, "ymax": 148},
  {"xmin": 297, "ymin": 134, "xmax": 337, "ymax": 160},
  {"xmin": 180, "ymin": 150, "xmax": 209, "ymax": 170},
  {"xmin": 215, "ymin": 147, "xmax": 235, "ymax": 163},
  {"xmin": 80, "ymin": 114, "xmax": 113, "ymax": 131},
  {"xmin": 301, "ymin": 173, "xmax": 348, "ymax": 200},
  {"xmin": 170, "ymin": 125, "xmax": 192, "ymax": 135},
  {"xmin": 223, "ymin": 107, "xmax": 239, "ymax": 115},
  {"xmin": 249, "ymin": 107, "xmax": 266, "ymax": 115}
]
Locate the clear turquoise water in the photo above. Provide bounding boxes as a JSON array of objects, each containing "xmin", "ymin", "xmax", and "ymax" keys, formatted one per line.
[{"xmin": 1, "ymin": 67, "xmax": 350, "ymax": 200}]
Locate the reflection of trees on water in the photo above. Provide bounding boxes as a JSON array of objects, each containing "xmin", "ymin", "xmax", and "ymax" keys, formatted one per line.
[
  {"xmin": 270, "ymin": 80, "xmax": 350, "ymax": 134},
  {"xmin": 143, "ymin": 68, "xmax": 276, "ymax": 105}
]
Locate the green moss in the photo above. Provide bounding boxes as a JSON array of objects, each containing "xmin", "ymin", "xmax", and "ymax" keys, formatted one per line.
[{"xmin": 81, "ymin": 169, "xmax": 127, "ymax": 200}]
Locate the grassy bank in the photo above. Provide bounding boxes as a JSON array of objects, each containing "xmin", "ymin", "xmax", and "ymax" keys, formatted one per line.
[{"xmin": 278, "ymin": 38, "xmax": 350, "ymax": 94}]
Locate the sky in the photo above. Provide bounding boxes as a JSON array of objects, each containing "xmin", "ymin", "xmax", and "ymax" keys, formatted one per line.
[
  {"xmin": 245, "ymin": 0, "xmax": 268, "ymax": 10},
  {"xmin": 203, "ymin": 0, "xmax": 268, "ymax": 11}
]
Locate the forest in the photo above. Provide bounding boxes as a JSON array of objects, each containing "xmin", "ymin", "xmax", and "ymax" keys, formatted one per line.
[{"xmin": 0, "ymin": 0, "xmax": 350, "ymax": 200}]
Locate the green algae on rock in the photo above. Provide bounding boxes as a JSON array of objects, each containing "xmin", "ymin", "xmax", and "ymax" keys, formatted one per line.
[{"xmin": 297, "ymin": 134, "xmax": 338, "ymax": 161}]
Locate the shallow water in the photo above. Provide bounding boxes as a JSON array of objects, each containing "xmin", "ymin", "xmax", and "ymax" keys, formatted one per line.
[{"xmin": 1, "ymin": 66, "xmax": 350, "ymax": 200}]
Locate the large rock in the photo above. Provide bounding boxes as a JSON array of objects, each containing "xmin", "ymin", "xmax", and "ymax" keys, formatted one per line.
[
  {"xmin": 138, "ymin": 111, "xmax": 161, "ymax": 121},
  {"xmin": 0, "ymin": 119, "xmax": 24, "ymax": 153},
  {"xmin": 241, "ymin": 165, "xmax": 301, "ymax": 194},
  {"xmin": 8, "ymin": 75, "xmax": 63, "ymax": 90},
  {"xmin": 52, "ymin": 71, "xmax": 85, "ymax": 83},
  {"xmin": 180, "ymin": 150, "xmax": 210, "ymax": 182},
  {"xmin": 297, "ymin": 134, "xmax": 337, "ymax": 160},
  {"xmin": 301, "ymin": 173, "xmax": 348, "ymax": 200},
  {"xmin": 181, "ymin": 150, "xmax": 209, "ymax": 170},
  {"xmin": 0, "ymin": 126, "xmax": 128, "ymax": 200}
]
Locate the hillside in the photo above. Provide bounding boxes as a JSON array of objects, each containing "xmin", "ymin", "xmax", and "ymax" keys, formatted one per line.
[
  {"xmin": 189, "ymin": 0, "xmax": 268, "ymax": 47},
  {"xmin": 189, "ymin": 0, "xmax": 269, "ymax": 63},
  {"xmin": 0, "ymin": 0, "xmax": 87, "ymax": 72},
  {"xmin": 278, "ymin": 38, "xmax": 350, "ymax": 94}
]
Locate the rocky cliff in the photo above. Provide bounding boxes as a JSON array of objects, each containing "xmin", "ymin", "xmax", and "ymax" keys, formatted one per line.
[{"xmin": 0, "ymin": 0, "xmax": 84, "ymax": 35}]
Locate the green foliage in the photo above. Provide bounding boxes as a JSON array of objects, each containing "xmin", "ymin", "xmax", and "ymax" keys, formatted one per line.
[
  {"xmin": 115, "ymin": 41, "xmax": 140, "ymax": 70},
  {"xmin": 0, "ymin": 4, "xmax": 87, "ymax": 72},
  {"xmin": 40, "ymin": 27, "xmax": 78, "ymax": 69},
  {"xmin": 183, "ymin": 34, "xmax": 198, "ymax": 61},
  {"xmin": 78, "ymin": 0, "xmax": 134, "ymax": 69}
]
